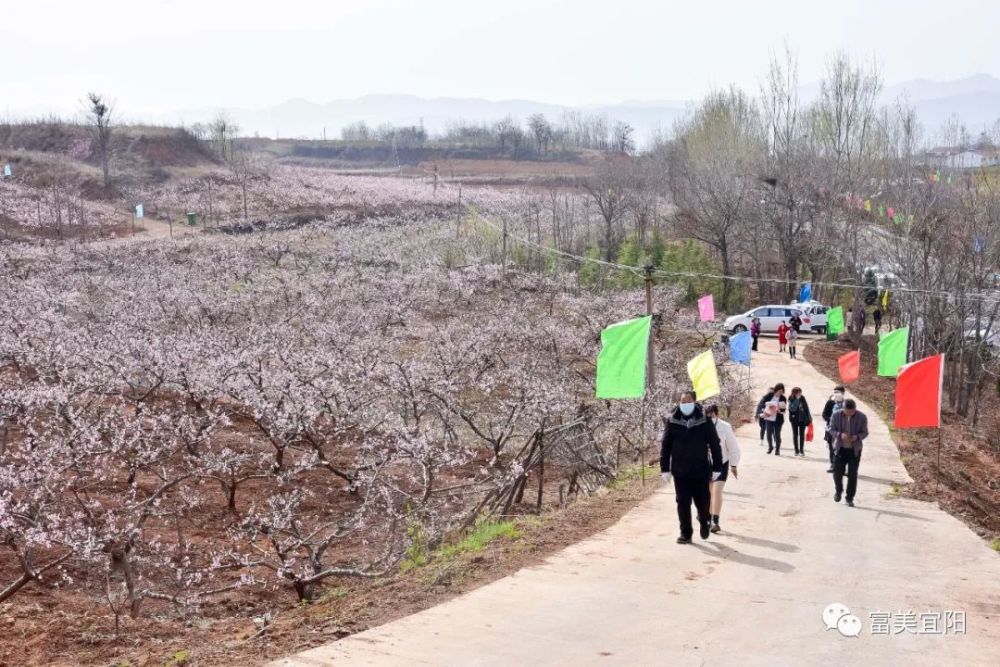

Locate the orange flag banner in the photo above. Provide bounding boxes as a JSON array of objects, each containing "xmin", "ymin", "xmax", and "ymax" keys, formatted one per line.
[{"xmin": 838, "ymin": 349, "xmax": 860, "ymax": 384}]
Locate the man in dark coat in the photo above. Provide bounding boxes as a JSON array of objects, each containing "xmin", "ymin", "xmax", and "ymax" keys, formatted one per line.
[
  {"xmin": 661, "ymin": 391, "xmax": 724, "ymax": 544},
  {"xmin": 827, "ymin": 399, "xmax": 869, "ymax": 507}
]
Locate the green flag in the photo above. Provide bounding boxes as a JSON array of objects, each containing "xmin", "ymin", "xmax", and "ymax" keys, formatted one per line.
[
  {"xmin": 877, "ymin": 327, "xmax": 909, "ymax": 377},
  {"xmin": 827, "ymin": 306, "xmax": 845, "ymax": 336},
  {"xmin": 595, "ymin": 316, "xmax": 651, "ymax": 399}
]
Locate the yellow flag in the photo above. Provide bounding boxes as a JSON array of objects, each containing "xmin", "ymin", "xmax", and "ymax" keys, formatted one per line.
[
  {"xmin": 687, "ymin": 350, "xmax": 720, "ymax": 401},
  {"xmin": 864, "ymin": 199, "xmax": 872, "ymax": 212},
  {"xmin": 882, "ymin": 290, "xmax": 889, "ymax": 309}
]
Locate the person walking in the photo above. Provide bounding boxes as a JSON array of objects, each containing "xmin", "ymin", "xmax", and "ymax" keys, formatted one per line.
[
  {"xmin": 759, "ymin": 383, "xmax": 787, "ymax": 455},
  {"xmin": 705, "ymin": 404, "xmax": 740, "ymax": 533},
  {"xmin": 756, "ymin": 386, "xmax": 774, "ymax": 446},
  {"xmin": 750, "ymin": 317, "xmax": 761, "ymax": 352},
  {"xmin": 777, "ymin": 320, "xmax": 789, "ymax": 353},
  {"xmin": 873, "ymin": 307, "xmax": 883, "ymax": 335},
  {"xmin": 787, "ymin": 326, "xmax": 799, "ymax": 359},
  {"xmin": 660, "ymin": 391, "xmax": 723, "ymax": 544},
  {"xmin": 787, "ymin": 387, "xmax": 812, "ymax": 456},
  {"xmin": 827, "ymin": 399, "xmax": 869, "ymax": 506},
  {"xmin": 822, "ymin": 385, "xmax": 847, "ymax": 473}
]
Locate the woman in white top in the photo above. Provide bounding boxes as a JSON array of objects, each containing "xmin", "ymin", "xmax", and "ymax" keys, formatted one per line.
[{"xmin": 705, "ymin": 404, "xmax": 741, "ymax": 533}]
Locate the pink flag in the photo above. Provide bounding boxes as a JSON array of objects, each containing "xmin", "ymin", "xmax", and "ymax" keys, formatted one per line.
[
  {"xmin": 698, "ymin": 295, "xmax": 715, "ymax": 322},
  {"xmin": 887, "ymin": 206, "xmax": 895, "ymax": 219}
]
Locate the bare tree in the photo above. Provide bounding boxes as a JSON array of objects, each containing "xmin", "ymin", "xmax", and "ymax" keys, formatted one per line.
[
  {"xmin": 494, "ymin": 116, "xmax": 518, "ymax": 153},
  {"xmin": 810, "ymin": 53, "xmax": 883, "ymax": 341},
  {"xmin": 86, "ymin": 93, "xmax": 114, "ymax": 188},
  {"xmin": 210, "ymin": 112, "xmax": 239, "ymax": 162},
  {"xmin": 611, "ymin": 122, "xmax": 636, "ymax": 154},
  {"xmin": 581, "ymin": 157, "xmax": 632, "ymax": 261},
  {"xmin": 670, "ymin": 87, "xmax": 764, "ymax": 308},
  {"xmin": 228, "ymin": 144, "xmax": 263, "ymax": 223},
  {"xmin": 528, "ymin": 114, "xmax": 553, "ymax": 154}
]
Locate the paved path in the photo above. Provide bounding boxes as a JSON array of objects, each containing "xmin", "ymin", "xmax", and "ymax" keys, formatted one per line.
[{"xmin": 273, "ymin": 344, "xmax": 1000, "ymax": 667}]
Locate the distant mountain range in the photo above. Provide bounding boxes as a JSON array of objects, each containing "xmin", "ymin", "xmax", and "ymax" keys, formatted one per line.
[{"xmin": 12, "ymin": 75, "xmax": 1000, "ymax": 146}]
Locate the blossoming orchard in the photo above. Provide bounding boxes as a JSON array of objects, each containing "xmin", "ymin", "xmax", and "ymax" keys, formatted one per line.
[{"xmin": 0, "ymin": 160, "xmax": 733, "ymax": 643}]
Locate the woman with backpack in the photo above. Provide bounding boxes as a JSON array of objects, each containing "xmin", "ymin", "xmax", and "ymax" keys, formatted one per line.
[{"xmin": 788, "ymin": 387, "xmax": 813, "ymax": 456}]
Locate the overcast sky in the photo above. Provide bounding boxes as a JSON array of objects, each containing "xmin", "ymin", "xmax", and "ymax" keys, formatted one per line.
[{"xmin": 4, "ymin": 0, "xmax": 999, "ymax": 114}]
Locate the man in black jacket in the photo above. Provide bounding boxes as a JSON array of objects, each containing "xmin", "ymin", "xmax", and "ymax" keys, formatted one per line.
[{"xmin": 661, "ymin": 391, "xmax": 724, "ymax": 544}]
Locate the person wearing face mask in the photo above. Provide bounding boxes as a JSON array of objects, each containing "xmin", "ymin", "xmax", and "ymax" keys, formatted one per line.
[
  {"xmin": 704, "ymin": 404, "xmax": 740, "ymax": 533},
  {"xmin": 822, "ymin": 385, "xmax": 847, "ymax": 473},
  {"xmin": 660, "ymin": 391, "xmax": 723, "ymax": 544},
  {"xmin": 827, "ymin": 399, "xmax": 869, "ymax": 506}
]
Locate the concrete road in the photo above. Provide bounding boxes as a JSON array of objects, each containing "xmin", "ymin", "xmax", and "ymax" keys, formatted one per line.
[{"xmin": 273, "ymin": 344, "xmax": 1000, "ymax": 667}]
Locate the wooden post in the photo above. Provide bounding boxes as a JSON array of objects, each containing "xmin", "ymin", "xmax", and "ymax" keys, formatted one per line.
[
  {"xmin": 131, "ymin": 212, "xmax": 135, "ymax": 236},
  {"xmin": 535, "ymin": 430, "xmax": 545, "ymax": 511},
  {"xmin": 644, "ymin": 265, "xmax": 655, "ymax": 387},
  {"xmin": 936, "ymin": 426, "xmax": 942, "ymax": 495},
  {"xmin": 501, "ymin": 218, "xmax": 508, "ymax": 284}
]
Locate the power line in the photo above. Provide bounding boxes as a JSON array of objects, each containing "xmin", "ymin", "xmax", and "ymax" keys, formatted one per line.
[
  {"xmin": 467, "ymin": 210, "xmax": 1000, "ymax": 308},
  {"xmin": 419, "ymin": 163, "xmax": 1000, "ymax": 308}
]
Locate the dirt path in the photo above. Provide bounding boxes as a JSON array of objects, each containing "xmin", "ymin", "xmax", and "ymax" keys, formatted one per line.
[{"xmin": 272, "ymin": 342, "xmax": 1000, "ymax": 667}]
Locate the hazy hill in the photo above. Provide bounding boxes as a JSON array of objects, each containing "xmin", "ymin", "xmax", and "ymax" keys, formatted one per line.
[{"xmin": 8, "ymin": 75, "xmax": 998, "ymax": 145}]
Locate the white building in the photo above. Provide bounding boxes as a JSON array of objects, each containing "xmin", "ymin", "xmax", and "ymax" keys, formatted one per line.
[{"xmin": 922, "ymin": 146, "xmax": 1000, "ymax": 169}]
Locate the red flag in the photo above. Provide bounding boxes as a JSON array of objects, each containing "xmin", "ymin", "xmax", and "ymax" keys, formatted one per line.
[
  {"xmin": 895, "ymin": 354, "xmax": 944, "ymax": 428},
  {"xmin": 838, "ymin": 350, "xmax": 860, "ymax": 384}
]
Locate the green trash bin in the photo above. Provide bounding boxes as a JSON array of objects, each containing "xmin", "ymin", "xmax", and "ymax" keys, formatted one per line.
[{"xmin": 186, "ymin": 212, "xmax": 197, "ymax": 226}]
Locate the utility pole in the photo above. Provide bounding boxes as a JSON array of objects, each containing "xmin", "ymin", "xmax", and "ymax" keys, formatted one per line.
[
  {"xmin": 641, "ymin": 264, "xmax": 656, "ymax": 486},
  {"xmin": 644, "ymin": 264, "xmax": 656, "ymax": 387},
  {"xmin": 501, "ymin": 218, "xmax": 508, "ymax": 285}
]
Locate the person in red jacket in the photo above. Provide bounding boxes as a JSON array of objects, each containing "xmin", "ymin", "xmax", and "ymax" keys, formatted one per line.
[{"xmin": 777, "ymin": 320, "xmax": 790, "ymax": 353}]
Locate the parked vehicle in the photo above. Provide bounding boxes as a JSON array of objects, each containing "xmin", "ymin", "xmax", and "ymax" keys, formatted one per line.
[
  {"xmin": 790, "ymin": 301, "xmax": 829, "ymax": 333},
  {"xmin": 725, "ymin": 305, "xmax": 808, "ymax": 334}
]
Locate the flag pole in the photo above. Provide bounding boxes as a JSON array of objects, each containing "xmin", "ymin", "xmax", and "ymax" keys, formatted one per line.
[
  {"xmin": 936, "ymin": 426, "xmax": 942, "ymax": 496},
  {"xmin": 642, "ymin": 265, "xmax": 655, "ymax": 487}
]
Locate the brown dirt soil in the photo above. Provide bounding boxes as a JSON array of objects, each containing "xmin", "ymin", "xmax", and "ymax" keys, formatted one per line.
[
  {"xmin": 0, "ymin": 216, "xmax": 138, "ymax": 242},
  {"xmin": 804, "ymin": 338, "xmax": 1000, "ymax": 540}
]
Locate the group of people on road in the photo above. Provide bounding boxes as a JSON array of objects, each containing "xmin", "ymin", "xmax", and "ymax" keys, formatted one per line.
[
  {"xmin": 755, "ymin": 383, "xmax": 812, "ymax": 456},
  {"xmin": 751, "ymin": 315, "xmax": 801, "ymax": 359},
  {"xmin": 659, "ymin": 379, "xmax": 870, "ymax": 543},
  {"xmin": 777, "ymin": 321, "xmax": 799, "ymax": 359}
]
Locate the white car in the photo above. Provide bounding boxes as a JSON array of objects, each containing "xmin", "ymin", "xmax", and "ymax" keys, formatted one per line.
[
  {"xmin": 790, "ymin": 302, "xmax": 829, "ymax": 333},
  {"xmin": 725, "ymin": 305, "xmax": 808, "ymax": 334}
]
